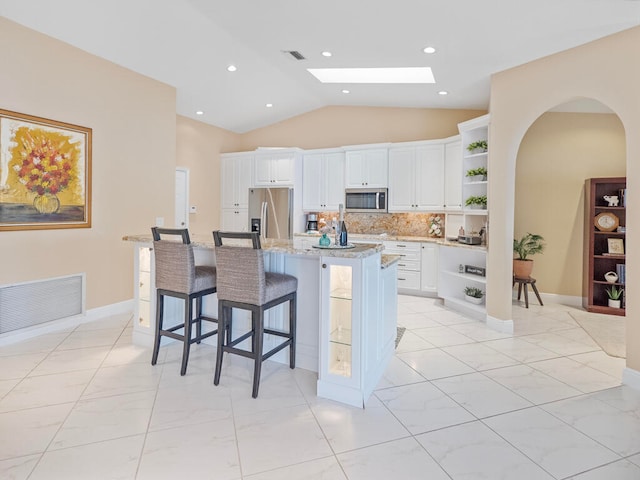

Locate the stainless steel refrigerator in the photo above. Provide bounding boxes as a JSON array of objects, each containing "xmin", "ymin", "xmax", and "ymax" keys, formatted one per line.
[{"xmin": 248, "ymin": 187, "xmax": 293, "ymax": 240}]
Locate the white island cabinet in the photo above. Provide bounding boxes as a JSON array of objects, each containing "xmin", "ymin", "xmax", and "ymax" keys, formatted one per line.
[
  {"xmin": 318, "ymin": 253, "xmax": 397, "ymax": 407},
  {"xmin": 123, "ymin": 234, "xmax": 397, "ymax": 408}
]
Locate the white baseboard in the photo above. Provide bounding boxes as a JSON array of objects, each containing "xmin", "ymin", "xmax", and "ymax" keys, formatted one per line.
[
  {"xmin": 0, "ymin": 299, "xmax": 134, "ymax": 346},
  {"xmin": 486, "ymin": 314, "xmax": 514, "ymax": 334},
  {"xmin": 622, "ymin": 367, "xmax": 640, "ymax": 391},
  {"xmin": 512, "ymin": 290, "xmax": 582, "ymax": 308},
  {"xmin": 539, "ymin": 293, "xmax": 583, "ymax": 308}
]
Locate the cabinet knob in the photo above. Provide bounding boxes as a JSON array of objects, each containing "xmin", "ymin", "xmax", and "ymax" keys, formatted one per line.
[{"xmin": 322, "ymin": 264, "xmax": 327, "ymax": 268}]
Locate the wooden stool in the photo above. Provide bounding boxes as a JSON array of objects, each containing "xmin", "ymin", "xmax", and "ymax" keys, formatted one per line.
[{"xmin": 513, "ymin": 276, "xmax": 543, "ymax": 308}]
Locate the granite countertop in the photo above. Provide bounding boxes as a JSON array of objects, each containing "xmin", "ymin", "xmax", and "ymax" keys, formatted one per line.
[
  {"xmin": 123, "ymin": 233, "xmax": 385, "ymax": 259},
  {"xmin": 381, "ymin": 254, "xmax": 402, "ymax": 269},
  {"xmin": 294, "ymin": 233, "xmax": 487, "ymax": 251}
]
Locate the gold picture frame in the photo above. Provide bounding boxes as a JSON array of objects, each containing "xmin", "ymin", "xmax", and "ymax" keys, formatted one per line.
[
  {"xmin": 0, "ymin": 109, "xmax": 92, "ymax": 230},
  {"xmin": 607, "ymin": 238, "xmax": 625, "ymax": 255}
]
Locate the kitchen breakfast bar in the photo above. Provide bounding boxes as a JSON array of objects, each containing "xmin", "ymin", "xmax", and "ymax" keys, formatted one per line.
[{"xmin": 123, "ymin": 234, "xmax": 399, "ymax": 407}]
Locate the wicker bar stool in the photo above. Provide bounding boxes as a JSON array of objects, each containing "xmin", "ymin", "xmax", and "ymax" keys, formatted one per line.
[
  {"xmin": 212, "ymin": 231, "xmax": 297, "ymax": 398},
  {"xmin": 151, "ymin": 227, "xmax": 218, "ymax": 375}
]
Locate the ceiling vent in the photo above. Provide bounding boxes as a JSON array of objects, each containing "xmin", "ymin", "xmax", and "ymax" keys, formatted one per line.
[{"xmin": 282, "ymin": 50, "xmax": 306, "ymax": 61}]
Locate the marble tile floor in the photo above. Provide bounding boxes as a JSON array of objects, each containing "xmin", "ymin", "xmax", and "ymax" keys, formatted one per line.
[{"xmin": 1, "ymin": 297, "xmax": 639, "ymax": 479}]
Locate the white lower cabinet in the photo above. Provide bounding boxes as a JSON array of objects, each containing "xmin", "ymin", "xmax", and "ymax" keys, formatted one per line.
[
  {"xmin": 382, "ymin": 240, "xmax": 438, "ymax": 295},
  {"xmin": 317, "ymin": 254, "xmax": 395, "ymax": 407},
  {"xmin": 383, "ymin": 241, "xmax": 421, "ymax": 290},
  {"xmin": 421, "ymin": 242, "xmax": 438, "ymax": 293}
]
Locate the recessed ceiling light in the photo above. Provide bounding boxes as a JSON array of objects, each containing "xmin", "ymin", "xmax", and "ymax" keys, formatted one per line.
[
  {"xmin": 423, "ymin": 46, "xmax": 436, "ymax": 54},
  {"xmin": 266, "ymin": 103, "xmax": 273, "ymax": 108},
  {"xmin": 438, "ymin": 90, "xmax": 449, "ymax": 95},
  {"xmin": 195, "ymin": 110, "xmax": 204, "ymax": 115},
  {"xmin": 321, "ymin": 51, "xmax": 332, "ymax": 57},
  {"xmin": 307, "ymin": 67, "xmax": 435, "ymax": 84},
  {"xmin": 227, "ymin": 65, "xmax": 237, "ymax": 72},
  {"xmin": 342, "ymin": 89, "xmax": 350, "ymax": 94}
]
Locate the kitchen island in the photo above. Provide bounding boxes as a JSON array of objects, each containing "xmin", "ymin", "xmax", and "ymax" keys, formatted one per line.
[{"xmin": 123, "ymin": 234, "xmax": 399, "ymax": 407}]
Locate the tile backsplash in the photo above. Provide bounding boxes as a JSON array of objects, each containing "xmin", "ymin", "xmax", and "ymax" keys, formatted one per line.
[{"xmin": 316, "ymin": 211, "xmax": 446, "ymax": 237}]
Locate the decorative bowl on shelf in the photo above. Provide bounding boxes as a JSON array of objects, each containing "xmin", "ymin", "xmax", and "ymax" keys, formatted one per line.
[{"xmin": 604, "ymin": 271, "xmax": 618, "ymax": 283}]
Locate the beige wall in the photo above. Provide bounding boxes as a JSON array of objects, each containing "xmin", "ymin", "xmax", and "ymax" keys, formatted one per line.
[
  {"xmin": 0, "ymin": 18, "xmax": 177, "ymax": 309},
  {"xmin": 176, "ymin": 115, "xmax": 240, "ymax": 235},
  {"xmin": 515, "ymin": 112, "xmax": 626, "ymax": 296},
  {"xmin": 488, "ymin": 26, "xmax": 640, "ymax": 370},
  {"xmin": 240, "ymin": 106, "xmax": 486, "ymax": 150}
]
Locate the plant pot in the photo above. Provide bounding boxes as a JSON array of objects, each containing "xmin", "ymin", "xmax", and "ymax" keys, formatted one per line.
[
  {"xmin": 469, "ymin": 175, "xmax": 487, "ymax": 183},
  {"xmin": 464, "ymin": 295, "xmax": 483, "ymax": 305},
  {"xmin": 467, "ymin": 204, "xmax": 486, "ymax": 210},
  {"xmin": 604, "ymin": 271, "xmax": 618, "ymax": 283},
  {"xmin": 608, "ymin": 299, "xmax": 621, "ymax": 308},
  {"xmin": 513, "ymin": 259, "xmax": 533, "ymax": 278}
]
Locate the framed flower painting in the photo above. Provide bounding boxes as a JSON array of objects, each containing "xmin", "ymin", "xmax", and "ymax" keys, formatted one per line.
[{"xmin": 0, "ymin": 109, "xmax": 92, "ymax": 230}]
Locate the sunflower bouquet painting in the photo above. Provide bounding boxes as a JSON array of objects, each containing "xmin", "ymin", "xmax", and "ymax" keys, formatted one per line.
[{"xmin": 0, "ymin": 109, "xmax": 92, "ymax": 230}]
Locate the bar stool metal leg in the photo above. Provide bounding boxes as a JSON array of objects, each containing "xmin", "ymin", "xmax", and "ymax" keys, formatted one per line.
[
  {"xmin": 290, "ymin": 294, "xmax": 296, "ymax": 369},
  {"xmin": 151, "ymin": 292, "xmax": 164, "ymax": 366},
  {"xmin": 252, "ymin": 308, "xmax": 264, "ymax": 398}
]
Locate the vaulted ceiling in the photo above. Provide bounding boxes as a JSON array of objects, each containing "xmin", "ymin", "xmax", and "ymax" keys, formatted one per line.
[{"xmin": 1, "ymin": 0, "xmax": 639, "ymax": 132}]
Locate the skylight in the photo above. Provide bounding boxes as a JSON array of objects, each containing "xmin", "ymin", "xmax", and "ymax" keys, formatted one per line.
[{"xmin": 307, "ymin": 67, "xmax": 435, "ymax": 84}]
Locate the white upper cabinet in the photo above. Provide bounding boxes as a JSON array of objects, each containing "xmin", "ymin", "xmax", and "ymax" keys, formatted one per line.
[
  {"xmin": 388, "ymin": 143, "xmax": 444, "ymax": 211},
  {"xmin": 221, "ymin": 153, "xmax": 253, "ymax": 210},
  {"xmin": 254, "ymin": 152, "xmax": 295, "ymax": 186},
  {"xmin": 344, "ymin": 148, "xmax": 388, "ymax": 188},
  {"xmin": 303, "ymin": 151, "xmax": 345, "ymax": 211},
  {"xmin": 444, "ymin": 138, "xmax": 463, "ymax": 210}
]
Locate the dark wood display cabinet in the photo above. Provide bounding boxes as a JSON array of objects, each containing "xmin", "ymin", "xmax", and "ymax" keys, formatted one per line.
[{"xmin": 583, "ymin": 177, "xmax": 626, "ymax": 316}]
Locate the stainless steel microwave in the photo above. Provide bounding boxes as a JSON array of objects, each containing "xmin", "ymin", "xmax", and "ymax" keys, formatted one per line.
[{"xmin": 345, "ymin": 188, "xmax": 388, "ymax": 213}]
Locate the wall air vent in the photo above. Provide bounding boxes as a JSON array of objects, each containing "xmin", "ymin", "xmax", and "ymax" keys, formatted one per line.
[
  {"xmin": 282, "ymin": 50, "xmax": 306, "ymax": 61},
  {"xmin": 0, "ymin": 274, "xmax": 84, "ymax": 334}
]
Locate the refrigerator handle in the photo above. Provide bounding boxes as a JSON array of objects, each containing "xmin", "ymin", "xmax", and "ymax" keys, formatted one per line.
[{"xmin": 260, "ymin": 201, "xmax": 268, "ymax": 240}]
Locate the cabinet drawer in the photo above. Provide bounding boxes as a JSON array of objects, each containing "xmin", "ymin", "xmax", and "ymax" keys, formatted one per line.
[
  {"xmin": 384, "ymin": 242, "xmax": 421, "ymax": 263},
  {"xmin": 395, "ymin": 259, "xmax": 420, "ymax": 271},
  {"xmin": 396, "ymin": 270, "xmax": 421, "ymax": 290}
]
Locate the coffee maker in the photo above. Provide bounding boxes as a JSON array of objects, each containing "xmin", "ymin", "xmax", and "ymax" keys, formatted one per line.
[{"xmin": 305, "ymin": 213, "xmax": 319, "ymax": 233}]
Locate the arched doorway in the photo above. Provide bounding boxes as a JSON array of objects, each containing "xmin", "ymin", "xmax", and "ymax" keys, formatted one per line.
[{"xmin": 513, "ymin": 98, "xmax": 626, "ymax": 306}]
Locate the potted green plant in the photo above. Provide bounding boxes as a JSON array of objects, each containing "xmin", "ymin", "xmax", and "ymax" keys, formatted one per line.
[
  {"xmin": 464, "ymin": 286, "xmax": 484, "ymax": 304},
  {"xmin": 465, "ymin": 195, "xmax": 487, "ymax": 209},
  {"xmin": 513, "ymin": 233, "xmax": 545, "ymax": 278},
  {"xmin": 606, "ymin": 285, "xmax": 624, "ymax": 308},
  {"xmin": 466, "ymin": 140, "xmax": 488, "ymax": 154},
  {"xmin": 465, "ymin": 167, "xmax": 487, "ymax": 182}
]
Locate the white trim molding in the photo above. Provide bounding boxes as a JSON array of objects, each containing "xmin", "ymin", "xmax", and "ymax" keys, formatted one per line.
[
  {"xmin": 622, "ymin": 367, "xmax": 640, "ymax": 392},
  {"xmin": 0, "ymin": 299, "xmax": 134, "ymax": 346}
]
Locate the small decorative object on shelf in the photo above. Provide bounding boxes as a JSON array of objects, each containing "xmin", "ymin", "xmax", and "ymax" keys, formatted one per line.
[
  {"xmin": 594, "ymin": 212, "xmax": 619, "ymax": 232},
  {"xmin": 603, "ymin": 195, "xmax": 619, "ymax": 206},
  {"xmin": 466, "ymin": 140, "xmax": 488, "ymax": 154},
  {"xmin": 428, "ymin": 215, "xmax": 443, "ymax": 238},
  {"xmin": 607, "ymin": 238, "xmax": 624, "ymax": 255},
  {"xmin": 464, "ymin": 286, "xmax": 484, "ymax": 304},
  {"xmin": 604, "ymin": 271, "xmax": 618, "ymax": 283},
  {"xmin": 465, "ymin": 167, "xmax": 487, "ymax": 182},
  {"xmin": 464, "ymin": 195, "xmax": 487, "ymax": 209},
  {"xmin": 465, "ymin": 265, "xmax": 486, "ymax": 277},
  {"xmin": 606, "ymin": 285, "xmax": 624, "ymax": 308}
]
